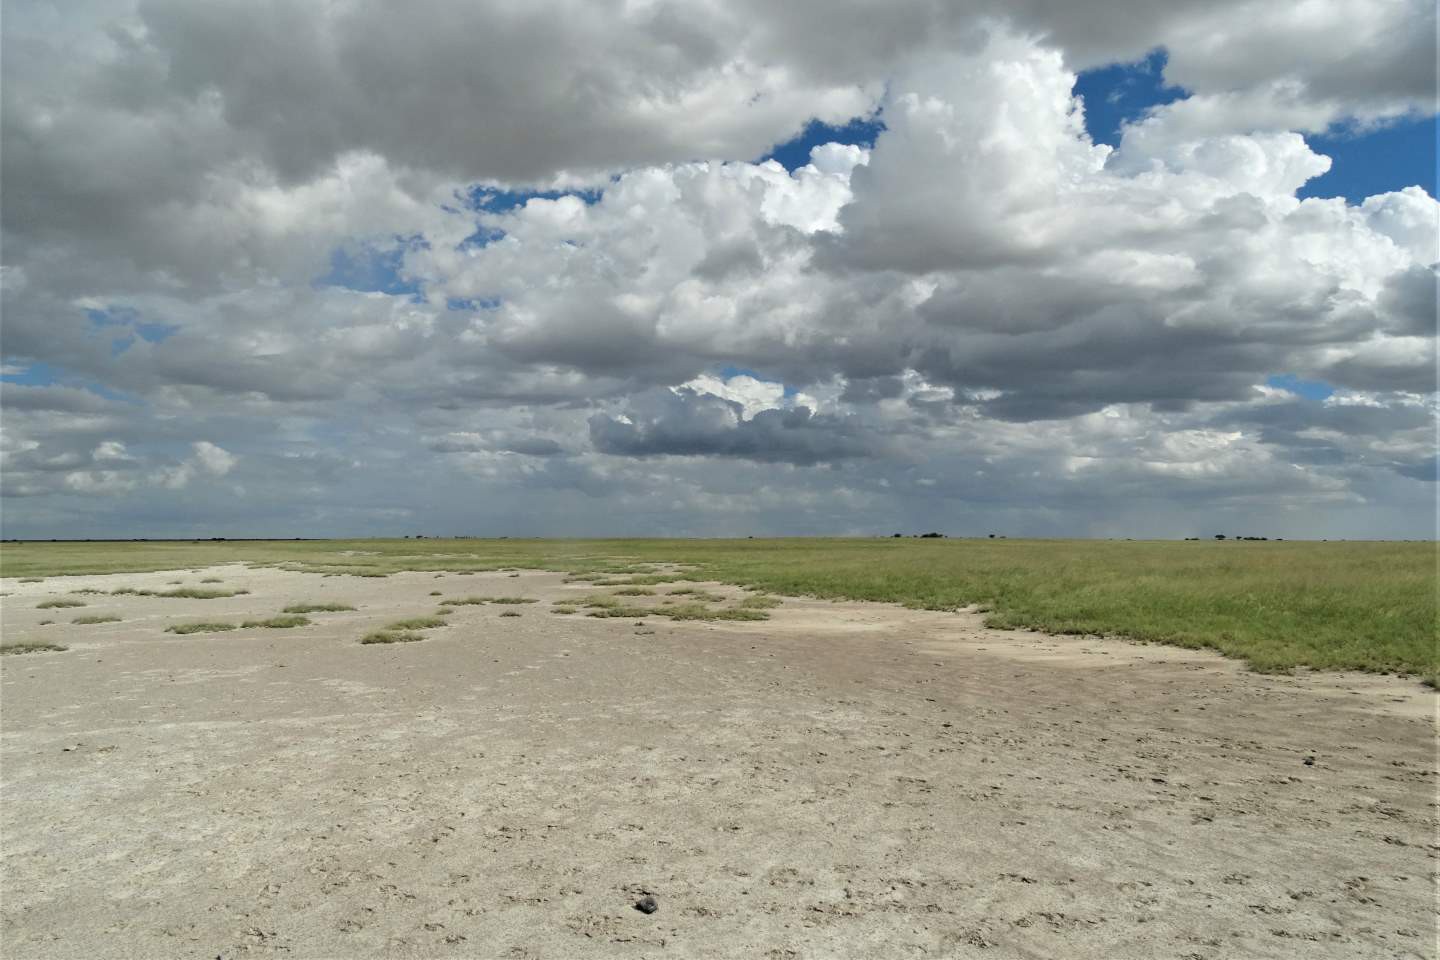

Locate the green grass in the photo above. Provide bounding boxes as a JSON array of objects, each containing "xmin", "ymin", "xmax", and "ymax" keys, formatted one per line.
[
  {"xmin": 360, "ymin": 631, "xmax": 425, "ymax": 645},
  {"xmin": 611, "ymin": 587, "xmax": 656, "ymax": 596},
  {"xmin": 4, "ymin": 538, "xmax": 1434, "ymax": 682},
  {"xmin": 72, "ymin": 615, "xmax": 122, "ymax": 624},
  {"xmin": 668, "ymin": 588, "xmax": 726, "ymax": 602},
  {"xmin": 499, "ymin": 610, "xmax": 522, "ymax": 617},
  {"xmin": 200, "ymin": 577, "xmax": 224, "ymax": 583},
  {"xmin": 552, "ymin": 606, "xmax": 578, "ymax": 614},
  {"xmin": 0, "ymin": 641, "xmax": 67, "ymax": 654},
  {"xmin": 737, "ymin": 594, "xmax": 782, "ymax": 609},
  {"xmin": 489, "ymin": 597, "xmax": 538, "ymax": 604},
  {"xmin": 166, "ymin": 622, "xmax": 238, "ymax": 635},
  {"xmin": 241, "ymin": 615, "xmax": 311, "ymax": 629},
  {"xmin": 281, "ymin": 602, "xmax": 356, "ymax": 613},
  {"xmin": 663, "ymin": 602, "xmax": 770, "ymax": 622},
  {"xmin": 442, "ymin": 596, "xmax": 492, "ymax": 606},
  {"xmin": 36, "ymin": 599, "xmax": 86, "ymax": 609},
  {"xmin": 384, "ymin": 616, "xmax": 448, "ymax": 630}
]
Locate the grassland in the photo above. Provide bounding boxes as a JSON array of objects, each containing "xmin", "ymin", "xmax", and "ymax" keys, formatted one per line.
[{"xmin": 2, "ymin": 538, "xmax": 1434, "ymax": 682}]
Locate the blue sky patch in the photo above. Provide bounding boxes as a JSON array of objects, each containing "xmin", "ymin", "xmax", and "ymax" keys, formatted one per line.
[
  {"xmin": 0, "ymin": 360, "xmax": 135, "ymax": 402},
  {"xmin": 458, "ymin": 225, "xmax": 507, "ymax": 251},
  {"xmin": 465, "ymin": 186, "xmax": 603, "ymax": 213},
  {"xmin": 86, "ymin": 305, "xmax": 141, "ymax": 328},
  {"xmin": 446, "ymin": 297, "xmax": 501, "ymax": 312},
  {"xmin": 1072, "ymin": 49, "xmax": 1185, "ymax": 147},
  {"xmin": 1299, "ymin": 114, "xmax": 1438, "ymax": 204},
  {"xmin": 134, "ymin": 322, "xmax": 179, "ymax": 344},
  {"xmin": 318, "ymin": 235, "xmax": 426, "ymax": 299},
  {"xmin": 761, "ymin": 116, "xmax": 885, "ymax": 172},
  {"xmin": 714, "ymin": 365, "xmax": 799, "ymax": 399},
  {"xmin": 1, "ymin": 361, "xmax": 59, "ymax": 385},
  {"xmin": 1267, "ymin": 374, "xmax": 1335, "ymax": 401}
]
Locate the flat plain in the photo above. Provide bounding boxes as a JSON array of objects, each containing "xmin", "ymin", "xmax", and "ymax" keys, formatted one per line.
[{"xmin": 0, "ymin": 541, "xmax": 1435, "ymax": 958}]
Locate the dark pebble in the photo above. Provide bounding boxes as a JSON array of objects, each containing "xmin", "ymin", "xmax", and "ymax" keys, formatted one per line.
[{"xmin": 635, "ymin": 895, "xmax": 658, "ymax": 914}]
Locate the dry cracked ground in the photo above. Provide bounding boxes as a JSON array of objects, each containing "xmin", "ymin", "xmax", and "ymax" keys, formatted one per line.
[{"xmin": 1, "ymin": 565, "xmax": 1435, "ymax": 959}]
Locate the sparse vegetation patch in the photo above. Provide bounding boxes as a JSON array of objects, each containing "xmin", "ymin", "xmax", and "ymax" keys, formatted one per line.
[
  {"xmin": 281, "ymin": 602, "xmax": 356, "ymax": 613},
  {"xmin": 587, "ymin": 605, "xmax": 653, "ymax": 618},
  {"xmin": 72, "ymin": 615, "xmax": 122, "ymax": 624},
  {"xmin": 738, "ymin": 594, "xmax": 782, "ymax": 609},
  {"xmin": 166, "ymin": 622, "xmax": 238, "ymax": 635},
  {"xmin": 360, "ymin": 631, "xmax": 425, "ymax": 645},
  {"xmin": 241, "ymin": 615, "xmax": 311, "ymax": 629},
  {"xmin": 384, "ymin": 616, "xmax": 448, "ymax": 630},
  {"xmin": 110, "ymin": 587, "xmax": 250, "ymax": 599},
  {"xmin": 4, "ymin": 538, "xmax": 1432, "ymax": 682},
  {"xmin": 0, "ymin": 641, "xmax": 68, "ymax": 654},
  {"xmin": 37, "ymin": 599, "xmax": 86, "ymax": 609}
]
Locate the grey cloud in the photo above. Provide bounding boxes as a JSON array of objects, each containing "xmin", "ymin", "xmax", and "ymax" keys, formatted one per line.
[
  {"xmin": 427, "ymin": 432, "xmax": 564, "ymax": 457},
  {"xmin": 589, "ymin": 389, "xmax": 895, "ymax": 465},
  {"xmin": 1, "ymin": 2, "xmax": 1435, "ymax": 538},
  {"xmin": 1378, "ymin": 265, "xmax": 1438, "ymax": 337}
]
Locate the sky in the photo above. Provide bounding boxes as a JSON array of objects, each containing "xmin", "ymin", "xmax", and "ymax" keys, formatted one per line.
[{"xmin": 1, "ymin": 0, "xmax": 1436, "ymax": 541}]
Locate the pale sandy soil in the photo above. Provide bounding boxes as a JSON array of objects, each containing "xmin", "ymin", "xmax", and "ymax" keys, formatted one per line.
[{"xmin": 1, "ymin": 565, "xmax": 1435, "ymax": 959}]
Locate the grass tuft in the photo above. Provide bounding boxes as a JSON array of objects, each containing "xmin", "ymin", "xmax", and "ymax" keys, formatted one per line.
[
  {"xmin": 384, "ymin": 616, "xmax": 447, "ymax": 630},
  {"xmin": 587, "ymin": 605, "xmax": 653, "ymax": 618},
  {"xmin": 110, "ymin": 587, "xmax": 250, "ymax": 599},
  {"xmin": 37, "ymin": 599, "xmax": 86, "ymax": 609},
  {"xmin": 282, "ymin": 602, "xmax": 356, "ymax": 614},
  {"xmin": 489, "ymin": 597, "xmax": 538, "ymax": 604},
  {"xmin": 667, "ymin": 588, "xmax": 725, "ymax": 602},
  {"xmin": 72, "ymin": 615, "xmax": 122, "ymax": 624},
  {"xmin": 166, "ymin": 622, "xmax": 238, "ymax": 635},
  {"xmin": 499, "ymin": 610, "xmax": 522, "ymax": 617},
  {"xmin": 241, "ymin": 615, "xmax": 312, "ymax": 629},
  {"xmin": 738, "ymin": 594, "xmax": 782, "ymax": 609},
  {"xmin": 0, "ymin": 641, "xmax": 67, "ymax": 654},
  {"xmin": 552, "ymin": 606, "xmax": 578, "ymax": 614},
  {"xmin": 360, "ymin": 631, "xmax": 425, "ymax": 645},
  {"xmin": 200, "ymin": 577, "xmax": 224, "ymax": 583},
  {"xmin": 663, "ymin": 603, "xmax": 770, "ymax": 621},
  {"xmin": 611, "ymin": 587, "xmax": 656, "ymax": 596}
]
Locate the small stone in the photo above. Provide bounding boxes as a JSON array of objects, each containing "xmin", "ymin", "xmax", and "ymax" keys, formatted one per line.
[
  {"xmin": 1303, "ymin": 756, "xmax": 1315, "ymax": 766},
  {"xmin": 634, "ymin": 895, "xmax": 658, "ymax": 914}
]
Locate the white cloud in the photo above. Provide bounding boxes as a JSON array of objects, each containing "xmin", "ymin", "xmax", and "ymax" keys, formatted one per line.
[{"xmin": 0, "ymin": 2, "xmax": 1434, "ymax": 538}]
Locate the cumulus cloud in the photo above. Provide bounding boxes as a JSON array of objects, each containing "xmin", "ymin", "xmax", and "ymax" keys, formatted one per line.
[
  {"xmin": 0, "ymin": 2, "xmax": 1434, "ymax": 538},
  {"xmin": 590, "ymin": 386, "xmax": 895, "ymax": 465}
]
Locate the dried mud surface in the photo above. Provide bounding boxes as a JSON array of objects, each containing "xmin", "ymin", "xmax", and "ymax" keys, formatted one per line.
[{"xmin": 1, "ymin": 566, "xmax": 1435, "ymax": 959}]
